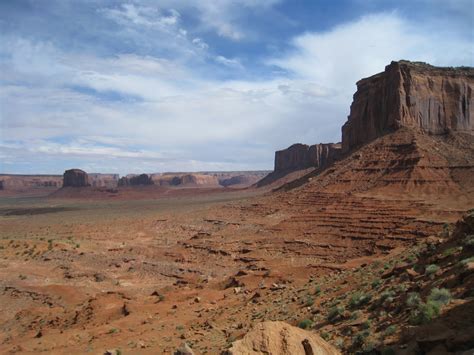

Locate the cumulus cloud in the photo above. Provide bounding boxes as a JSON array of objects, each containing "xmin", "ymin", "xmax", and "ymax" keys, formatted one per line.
[
  {"xmin": 271, "ymin": 12, "xmax": 474, "ymax": 100},
  {"xmin": 1, "ymin": 5, "xmax": 472, "ymax": 174}
]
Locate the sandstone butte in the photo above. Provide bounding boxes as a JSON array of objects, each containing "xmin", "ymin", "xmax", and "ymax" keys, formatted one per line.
[
  {"xmin": 62, "ymin": 168, "xmax": 90, "ymax": 187},
  {"xmin": 262, "ymin": 60, "xmax": 473, "ymax": 187}
]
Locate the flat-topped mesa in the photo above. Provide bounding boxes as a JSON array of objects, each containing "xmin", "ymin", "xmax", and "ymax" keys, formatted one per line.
[
  {"xmin": 274, "ymin": 143, "xmax": 341, "ymax": 172},
  {"xmin": 118, "ymin": 174, "xmax": 153, "ymax": 186},
  {"xmin": 342, "ymin": 60, "xmax": 474, "ymax": 153},
  {"xmin": 63, "ymin": 169, "xmax": 89, "ymax": 187}
]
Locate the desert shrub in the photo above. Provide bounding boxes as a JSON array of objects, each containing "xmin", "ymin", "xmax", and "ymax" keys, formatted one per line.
[
  {"xmin": 371, "ymin": 279, "xmax": 382, "ymax": 289},
  {"xmin": 459, "ymin": 256, "xmax": 474, "ymax": 268},
  {"xmin": 349, "ymin": 292, "xmax": 372, "ymax": 309},
  {"xmin": 320, "ymin": 331, "xmax": 330, "ymax": 341},
  {"xmin": 379, "ymin": 290, "xmax": 396, "ymax": 306},
  {"xmin": 442, "ymin": 247, "xmax": 460, "ymax": 257},
  {"xmin": 427, "ymin": 288, "xmax": 452, "ymax": 305},
  {"xmin": 334, "ymin": 337, "xmax": 344, "ymax": 349},
  {"xmin": 425, "ymin": 264, "xmax": 440, "ymax": 276},
  {"xmin": 409, "ymin": 301, "xmax": 440, "ymax": 325},
  {"xmin": 406, "ymin": 292, "xmax": 421, "ymax": 308},
  {"xmin": 351, "ymin": 330, "xmax": 370, "ymax": 347},
  {"xmin": 305, "ymin": 296, "xmax": 315, "ymax": 307},
  {"xmin": 383, "ymin": 325, "xmax": 397, "ymax": 336},
  {"xmin": 351, "ymin": 311, "xmax": 361, "ymax": 320},
  {"xmin": 314, "ymin": 285, "xmax": 321, "ymax": 295},
  {"xmin": 464, "ymin": 235, "xmax": 474, "ymax": 247},
  {"xmin": 362, "ymin": 320, "xmax": 371, "ymax": 330},
  {"xmin": 298, "ymin": 319, "xmax": 313, "ymax": 329},
  {"xmin": 327, "ymin": 305, "xmax": 345, "ymax": 322}
]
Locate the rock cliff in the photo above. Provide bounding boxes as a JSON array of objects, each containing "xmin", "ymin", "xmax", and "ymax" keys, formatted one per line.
[
  {"xmin": 275, "ymin": 143, "xmax": 341, "ymax": 172},
  {"xmin": 118, "ymin": 174, "xmax": 153, "ymax": 186},
  {"xmin": 63, "ymin": 169, "xmax": 89, "ymax": 187},
  {"xmin": 342, "ymin": 60, "xmax": 474, "ymax": 153}
]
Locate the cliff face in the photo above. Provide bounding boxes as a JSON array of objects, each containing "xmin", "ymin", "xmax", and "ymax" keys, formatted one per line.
[
  {"xmin": 342, "ymin": 61, "xmax": 474, "ymax": 153},
  {"xmin": 63, "ymin": 169, "xmax": 89, "ymax": 187},
  {"xmin": 89, "ymin": 174, "xmax": 119, "ymax": 188},
  {"xmin": 274, "ymin": 143, "xmax": 341, "ymax": 172},
  {"xmin": 118, "ymin": 174, "xmax": 153, "ymax": 186}
]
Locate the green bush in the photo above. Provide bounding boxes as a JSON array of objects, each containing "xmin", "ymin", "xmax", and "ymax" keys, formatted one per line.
[
  {"xmin": 459, "ymin": 256, "xmax": 474, "ymax": 268},
  {"xmin": 371, "ymin": 279, "xmax": 382, "ymax": 289},
  {"xmin": 349, "ymin": 292, "xmax": 372, "ymax": 309},
  {"xmin": 305, "ymin": 296, "xmax": 315, "ymax": 307},
  {"xmin": 406, "ymin": 292, "xmax": 421, "ymax": 308},
  {"xmin": 327, "ymin": 305, "xmax": 345, "ymax": 322},
  {"xmin": 298, "ymin": 319, "xmax": 314, "ymax": 329},
  {"xmin": 351, "ymin": 330, "xmax": 370, "ymax": 347},
  {"xmin": 428, "ymin": 288, "xmax": 451, "ymax": 305},
  {"xmin": 409, "ymin": 301, "xmax": 440, "ymax": 325},
  {"xmin": 320, "ymin": 331, "xmax": 330, "ymax": 341},
  {"xmin": 425, "ymin": 264, "xmax": 440, "ymax": 276},
  {"xmin": 384, "ymin": 325, "xmax": 397, "ymax": 336},
  {"xmin": 379, "ymin": 290, "xmax": 395, "ymax": 306},
  {"xmin": 464, "ymin": 235, "xmax": 474, "ymax": 247}
]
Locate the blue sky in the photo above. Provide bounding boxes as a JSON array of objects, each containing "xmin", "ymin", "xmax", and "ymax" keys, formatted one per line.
[{"xmin": 1, "ymin": 0, "xmax": 473, "ymax": 174}]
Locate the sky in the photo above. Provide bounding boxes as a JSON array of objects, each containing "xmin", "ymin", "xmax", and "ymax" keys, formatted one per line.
[{"xmin": 1, "ymin": 0, "xmax": 473, "ymax": 175}]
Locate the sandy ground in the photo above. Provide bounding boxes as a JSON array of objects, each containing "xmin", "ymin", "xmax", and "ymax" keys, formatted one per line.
[{"xmin": 1, "ymin": 180, "xmax": 471, "ymax": 354}]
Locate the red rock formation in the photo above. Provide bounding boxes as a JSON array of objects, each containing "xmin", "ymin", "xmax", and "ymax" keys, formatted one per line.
[
  {"xmin": 89, "ymin": 174, "xmax": 119, "ymax": 188},
  {"xmin": 342, "ymin": 60, "xmax": 474, "ymax": 153},
  {"xmin": 118, "ymin": 174, "xmax": 153, "ymax": 186},
  {"xmin": 63, "ymin": 169, "xmax": 89, "ymax": 187},
  {"xmin": 153, "ymin": 173, "xmax": 219, "ymax": 187},
  {"xmin": 274, "ymin": 143, "xmax": 341, "ymax": 172}
]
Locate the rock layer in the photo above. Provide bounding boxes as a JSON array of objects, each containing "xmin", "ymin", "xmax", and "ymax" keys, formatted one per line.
[
  {"xmin": 342, "ymin": 61, "xmax": 474, "ymax": 153},
  {"xmin": 63, "ymin": 169, "xmax": 89, "ymax": 187}
]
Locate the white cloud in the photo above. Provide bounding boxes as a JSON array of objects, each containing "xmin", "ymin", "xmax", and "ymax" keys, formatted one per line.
[
  {"xmin": 1, "ymin": 10, "xmax": 472, "ymax": 174},
  {"xmin": 270, "ymin": 12, "xmax": 473, "ymax": 99},
  {"xmin": 100, "ymin": 4, "xmax": 180, "ymax": 29}
]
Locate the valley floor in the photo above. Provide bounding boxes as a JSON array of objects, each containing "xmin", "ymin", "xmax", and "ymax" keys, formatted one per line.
[{"xmin": 0, "ymin": 186, "xmax": 472, "ymax": 354}]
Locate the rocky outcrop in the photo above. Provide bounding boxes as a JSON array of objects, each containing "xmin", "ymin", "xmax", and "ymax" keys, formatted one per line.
[
  {"xmin": 118, "ymin": 174, "xmax": 153, "ymax": 186},
  {"xmin": 152, "ymin": 173, "xmax": 220, "ymax": 187},
  {"xmin": 225, "ymin": 321, "xmax": 340, "ymax": 355},
  {"xmin": 342, "ymin": 60, "xmax": 474, "ymax": 153},
  {"xmin": 88, "ymin": 174, "xmax": 119, "ymax": 188},
  {"xmin": 63, "ymin": 169, "xmax": 89, "ymax": 187},
  {"xmin": 219, "ymin": 175, "xmax": 258, "ymax": 187},
  {"xmin": 274, "ymin": 143, "xmax": 341, "ymax": 172}
]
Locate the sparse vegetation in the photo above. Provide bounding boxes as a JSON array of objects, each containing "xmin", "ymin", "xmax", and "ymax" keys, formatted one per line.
[
  {"xmin": 298, "ymin": 319, "xmax": 313, "ymax": 329},
  {"xmin": 349, "ymin": 292, "xmax": 371, "ymax": 309},
  {"xmin": 327, "ymin": 305, "xmax": 345, "ymax": 322},
  {"xmin": 383, "ymin": 325, "xmax": 397, "ymax": 336},
  {"xmin": 304, "ymin": 295, "xmax": 315, "ymax": 307},
  {"xmin": 371, "ymin": 279, "xmax": 381, "ymax": 289},
  {"xmin": 406, "ymin": 292, "xmax": 421, "ymax": 308},
  {"xmin": 425, "ymin": 264, "xmax": 439, "ymax": 276},
  {"xmin": 428, "ymin": 288, "xmax": 451, "ymax": 305},
  {"xmin": 409, "ymin": 300, "xmax": 440, "ymax": 325}
]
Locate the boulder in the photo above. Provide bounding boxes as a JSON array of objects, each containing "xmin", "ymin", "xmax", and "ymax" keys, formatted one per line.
[
  {"xmin": 224, "ymin": 321, "xmax": 340, "ymax": 355},
  {"xmin": 342, "ymin": 60, "xmax": 474, "ymax": 153},
  {"xmin": 63, "ymin": 169, "xmax": 89, "ymax": 187}
]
